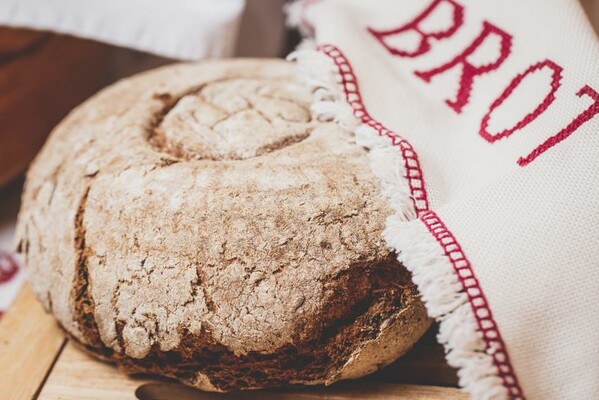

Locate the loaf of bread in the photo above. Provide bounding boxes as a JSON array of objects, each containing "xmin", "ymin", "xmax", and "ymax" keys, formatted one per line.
[{"xmin": 15, "ymin": 59, "xmax": 430, "ymax": 391}]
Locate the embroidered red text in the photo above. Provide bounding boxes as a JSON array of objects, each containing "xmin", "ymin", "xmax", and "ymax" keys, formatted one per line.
[
  {"xmin": 480, "ymin": 60, "xmax": 563, "ymax": 143},
  {"xmin": 368, "ymin": 0, "xmax": 597, "ymax": 166},
  {"xmin": 367, "ymin": 0, "xmax": 464, "ymax": 58},
  {"xmin": 518, "ymin": 85, "xmax": 599, "ymax": 165},
  {"xmin": 414, "ymin": 22, "xmax": 512, "ymax": 113}
]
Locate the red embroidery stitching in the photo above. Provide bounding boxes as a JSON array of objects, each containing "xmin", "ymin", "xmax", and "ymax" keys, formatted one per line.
[
  {"xmin": 317, "ymin": 43, "xmax": 525, "ymax": 400},
  {"xmin": 367, "ymin": 0, "xmax": 464, "ymax": 58},
  {"xmin": 318, "ymin": 44, "xmax": 429, "ymax": 214},
  {"xmin": 480, "ymin": 60, "xmax": 563, "ymax": 143},
  {"xmin": 519, "ymin": 85, "xmax": 599, "ymax": 166},
  {"xmin": 420, "ymin": 210, "xmax": 524, "ymax": 400},
  {"xmin": 415, "ymin": 21, "xmax": 513, "ymax": 113},
  {"xmin": 0, "ymin": 250, "xmax": 19, "ymax": 285}
]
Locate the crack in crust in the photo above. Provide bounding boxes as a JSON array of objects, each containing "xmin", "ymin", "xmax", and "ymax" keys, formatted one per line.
[{"xmin": 71, "ymin": 181, "xmax": 114, "ymax": 356}]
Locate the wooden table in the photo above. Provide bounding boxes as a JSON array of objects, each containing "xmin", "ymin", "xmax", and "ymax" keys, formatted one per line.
[{"xmin": 0, "ymin": 285, "xmax": 467, "ymax": 400}]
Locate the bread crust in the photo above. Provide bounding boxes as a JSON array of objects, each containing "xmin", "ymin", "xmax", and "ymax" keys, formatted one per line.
[{"xmin": 15, "ymin": 59, "xmax": 430, "ymax": 391}]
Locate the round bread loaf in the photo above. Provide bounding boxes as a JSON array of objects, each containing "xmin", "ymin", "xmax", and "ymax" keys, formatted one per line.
[{"xmin": 15, "ymin": 59, "xmax": 430, "ymax": 391}]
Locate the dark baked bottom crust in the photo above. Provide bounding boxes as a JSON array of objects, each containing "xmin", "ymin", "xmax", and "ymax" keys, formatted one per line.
[{"xmin": 71, "ymin": 253, "xmax": 426, "ymax": 391}]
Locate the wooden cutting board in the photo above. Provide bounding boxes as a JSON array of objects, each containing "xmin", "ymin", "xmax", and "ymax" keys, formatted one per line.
[{"xmin": 0, "ymin": 285, "xmax": 467, "ymax": 400}]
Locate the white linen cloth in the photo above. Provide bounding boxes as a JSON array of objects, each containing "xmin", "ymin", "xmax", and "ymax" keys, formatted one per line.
[
  {"xmin": 0, "ymin": 0, "xmax": 244, "ymax": 60},
  {"xmin": 290, "ymin": 0, "xmax": 599, "ymax": 399}
]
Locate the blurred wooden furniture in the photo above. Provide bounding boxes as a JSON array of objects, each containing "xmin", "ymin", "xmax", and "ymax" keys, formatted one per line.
[
  {"xmin": 0, "ymin": 27, "xmax": 114, "ymax": 188},
  {"xmin": 0, "ymin": 284, "xmax": 466, "ymax": 400}
]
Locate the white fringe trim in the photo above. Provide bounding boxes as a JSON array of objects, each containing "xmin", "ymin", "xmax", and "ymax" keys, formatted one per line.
[
  {"xmin": 286, "ymin": 0, "xmax": 322, "ymax": 37},
  {"xmin": 386, "ymin": 217, "xmax": 508, "ymax": 400},
  {"xmin": 285, "ymin": 0, "xmax": 310, "ymax": 35},
  {"xmin": 289, "ymin": 43, "xmax": 509, "ymax": 400},
  {"xmin": 288, "ymin": 44, "xmax": 416, "ymax": 221}
]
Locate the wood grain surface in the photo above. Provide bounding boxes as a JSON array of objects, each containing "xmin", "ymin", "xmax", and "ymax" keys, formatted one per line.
[
  {"xmin": 39, "ymin": 343, "xmax": 466, "ymax": 400},
  {"xmin": 0, "ymin": 285, "xmax": 66, "ymax": 399}
]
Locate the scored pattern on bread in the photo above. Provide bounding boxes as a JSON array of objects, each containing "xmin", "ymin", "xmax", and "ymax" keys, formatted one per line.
[{"xmin": 151, "ymin": 78, "xmax": 313, "ymax": 161}]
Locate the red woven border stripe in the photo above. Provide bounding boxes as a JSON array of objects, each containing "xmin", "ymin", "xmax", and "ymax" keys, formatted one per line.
[
  {"xmin": 317, "ymin": 43, "xmax": 525, "ymax": 399},
  {"xmin": 420, "ymin": 210, "xmax": 524, "ymax": 399},
  {"xmin": 318, "ymin": 44, "xmax": 429, "ymax": 215}
]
